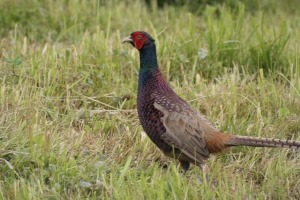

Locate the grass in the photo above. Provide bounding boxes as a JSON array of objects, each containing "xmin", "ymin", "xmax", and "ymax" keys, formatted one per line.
[{"xmin": 0, "ymin": 0, "xmax": 300, "ymax": 199}]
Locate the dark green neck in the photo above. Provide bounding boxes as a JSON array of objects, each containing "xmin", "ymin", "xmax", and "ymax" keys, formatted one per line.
[
  {"xmin": 139, "ymin": 43, "xmax": 158, "ymax": 71},
  {"xmin": 138, "ymin": 43, "xmax": 159, "ymax": 89}
]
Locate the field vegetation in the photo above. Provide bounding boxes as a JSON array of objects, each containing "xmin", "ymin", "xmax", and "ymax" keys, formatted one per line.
[{"xmin": 0, "ymin": 0, "xmax": 300, "ymax": 199}]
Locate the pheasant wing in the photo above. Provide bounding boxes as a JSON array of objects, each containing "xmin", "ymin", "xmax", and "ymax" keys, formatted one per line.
[{"xmin": 153, "ymin": 100, "xmax": 210, "ymax": 165}]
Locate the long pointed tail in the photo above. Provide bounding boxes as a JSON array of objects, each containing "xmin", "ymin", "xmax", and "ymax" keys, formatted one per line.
[{"xmin": 225, "ymin": 135, "xmax": 300, "ymax": 149}]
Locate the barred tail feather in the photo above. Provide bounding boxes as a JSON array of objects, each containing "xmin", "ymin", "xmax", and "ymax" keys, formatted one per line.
[{"xmin": 225, "ymin": 136, "xmax": 300, "ymax": 150}]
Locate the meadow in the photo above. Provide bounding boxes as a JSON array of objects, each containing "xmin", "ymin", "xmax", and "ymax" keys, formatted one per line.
[{"xmin": 0, "ymin": 0, "xmax": 300, "ymax": 199}]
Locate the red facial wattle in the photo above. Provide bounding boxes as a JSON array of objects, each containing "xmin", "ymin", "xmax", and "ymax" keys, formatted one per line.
[{"xmin": 132, "ymin": 33, "xmax": 147, "ymax": 49}]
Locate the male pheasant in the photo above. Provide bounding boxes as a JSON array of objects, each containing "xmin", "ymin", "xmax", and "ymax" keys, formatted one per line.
[{"xmin": 122, "ymin": 31, "xmax": 300, "ymax": 173}]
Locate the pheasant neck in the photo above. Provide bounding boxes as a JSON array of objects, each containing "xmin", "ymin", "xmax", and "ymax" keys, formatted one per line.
[{"xmin": 138, "ymin": 43, "xmax": 159, "ymax": 91}]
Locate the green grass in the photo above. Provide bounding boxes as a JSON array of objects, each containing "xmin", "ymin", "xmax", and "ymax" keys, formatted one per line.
[{"xmin": 1, "ymin": 0, "xmax": 300, "ymax": 199}]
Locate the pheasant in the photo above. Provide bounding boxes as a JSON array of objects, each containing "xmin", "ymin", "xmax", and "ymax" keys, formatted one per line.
[{"xmin": 122, "ymin": 31, "xmax": 300, "ymax": 174}]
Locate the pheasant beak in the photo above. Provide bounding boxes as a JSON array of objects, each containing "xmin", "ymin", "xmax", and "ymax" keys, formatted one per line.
[{"xmin": 122, "ymin": 36, "xmax": 133, "ymax": 44}]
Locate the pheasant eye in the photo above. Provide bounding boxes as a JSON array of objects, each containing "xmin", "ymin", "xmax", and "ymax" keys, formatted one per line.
[{"xmin": 137, "ymin": 35, "xmax": 142, "ymax": 40}]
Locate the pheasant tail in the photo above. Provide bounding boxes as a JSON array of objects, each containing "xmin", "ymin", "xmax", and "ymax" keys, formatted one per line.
[{"xmin": 225, "ymin": 135, "xmax": 300, "ymax": 149}]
